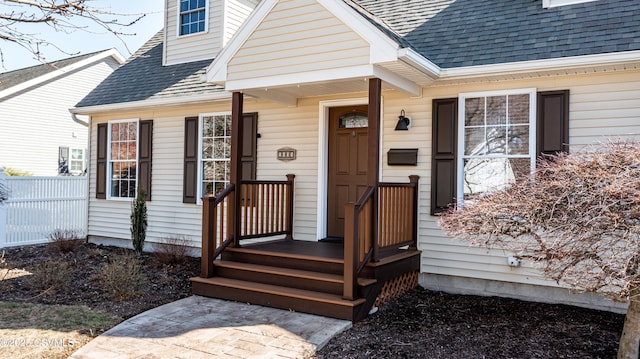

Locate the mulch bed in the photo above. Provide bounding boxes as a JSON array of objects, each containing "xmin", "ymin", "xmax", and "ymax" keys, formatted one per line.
[
  {"xmin": 1, "ymin": 242, "xmax": 625, "ymax": 358},
  {"xmin": 317, "ymin": 287, "xmax": 625, "ymax": 359},
  {"xmin": 0, "ymin": 242, "xmax": 199, "ymax": 319}
]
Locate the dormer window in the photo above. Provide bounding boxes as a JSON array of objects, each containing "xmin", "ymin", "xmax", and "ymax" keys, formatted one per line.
[{"xmin": 179, "ymin": 0, "xmax": 207, "ymax": 36}]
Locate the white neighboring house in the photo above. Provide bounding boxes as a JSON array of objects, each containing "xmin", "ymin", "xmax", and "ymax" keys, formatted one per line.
[{"xmin": 0, "ymin": 50, "xmax": 124, "ymax": 176}]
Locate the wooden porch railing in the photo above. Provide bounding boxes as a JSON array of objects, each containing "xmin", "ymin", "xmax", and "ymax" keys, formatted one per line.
[
  {"xmin": 201, "ymin": 174, "xmax": 295, "ymax": 278},
  {"xmin": 343, "ymin": 175, "xmax": 419, "ymax": 300},
  {"xmin": 238, "ymin": 174, "xmax": 295, "ymax": 240},
  {"xmin": 343, "ymin": 187, "xmax": 376, "ymax": 300}
]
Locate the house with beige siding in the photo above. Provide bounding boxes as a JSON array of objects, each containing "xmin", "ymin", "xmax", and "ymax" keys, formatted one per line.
[
  {"xmin": 0, "ymin": 50, "xmax": 124, "ymax": 176},
  {"xmin": 73, "ymin": 0, "xmax": 640, "ymax": 320}
]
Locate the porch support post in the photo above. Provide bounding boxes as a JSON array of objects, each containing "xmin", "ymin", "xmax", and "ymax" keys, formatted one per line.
[
  {"xmin": 368, "ymin": 78, "xmax": 381, "ymax": 261},
  {"xmin": 409, "ymin": 175, "xmax": 420, "ymax": 250},
  {"xmin": 230, "ymin": 91, "xmax": 244, "ymax": 247}
]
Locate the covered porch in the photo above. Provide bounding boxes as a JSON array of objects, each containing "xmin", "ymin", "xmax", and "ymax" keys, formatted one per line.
[{"xmin": 191, "ymin": 80, "xmax": 422, "ymax": 321}]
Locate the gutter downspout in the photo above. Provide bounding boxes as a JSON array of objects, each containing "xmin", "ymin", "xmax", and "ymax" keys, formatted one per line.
[{"xmin": 69, "ymin": 109, "xmax": 89, "ymax": 127}]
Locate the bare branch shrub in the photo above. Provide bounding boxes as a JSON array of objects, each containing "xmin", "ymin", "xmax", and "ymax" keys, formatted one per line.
[
  {"xmin": 440, "ymin": 140, "xmax": 640, "ymax": 300},
  {"xmin": 30, "ymin": 257, "xmax": 72, "ymax": 293},
  {"xmin": 100, "ymin": 252, "xmax": 144, "ymax": 301},
  {"xmin": 153, "ymin": 236, "xmax": 191, "ymax": 266},
  {"xmin": 48, "ymin": 229, "xmax": 84, "ymax": 254},
  {"xmin": 439, "ymin": 140, "xmax": 640, "ymax": 359}
]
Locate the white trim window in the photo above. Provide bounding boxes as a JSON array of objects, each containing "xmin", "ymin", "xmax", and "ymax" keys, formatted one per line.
[
  {"xmin": 199, "ymin": 113, "xmax": 231, "ymax": 200},
  {"xmin": 108, "ymin": 119, "xmax": 138, "ymax": 199},
  {"xmin": 179, "ymin": 0, "xmax": 207, "ymax": 36},
  {"xmin": 69, "ymin": 148, "xmax": 85, "ymax": 174},
  {"xmin": 457, "ymin": 89, "xmax": 536, "ymax": 204}
]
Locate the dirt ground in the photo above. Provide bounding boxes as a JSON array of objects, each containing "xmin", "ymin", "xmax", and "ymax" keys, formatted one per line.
[
  {"xmin": 1, "ymin": 242, "xmax": 626, "ymax": 358},
  {"xmin": 0, "ymin": 242, "xmax": 199, "ymax": 320},
  {"xmin": 318, "ymin": 287, "xmax": 625, "ymax": 359}
]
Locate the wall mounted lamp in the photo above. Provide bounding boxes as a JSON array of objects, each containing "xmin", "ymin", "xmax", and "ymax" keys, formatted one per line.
[{"xmin": 394, "ymin": 109, "xmax": 411, "ymax": 131}]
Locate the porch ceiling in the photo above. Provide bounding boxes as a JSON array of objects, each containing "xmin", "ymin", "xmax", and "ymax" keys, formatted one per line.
[{"xmin": 237, "ymin": 62, "xmax": 435, "ymax": 106}]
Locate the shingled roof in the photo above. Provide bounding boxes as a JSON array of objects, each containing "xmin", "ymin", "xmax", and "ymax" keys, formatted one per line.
[
  {"xmin": 0, "ymin": 51, "xmax": 105, "ymax": 92},
  {"xmin": 76, "ymin": 30, "xmax": 224, "ymax": 108},
  {"xmin": 76, "ymin": 0, "xmax": 640, "ymax": 109},
  {"xmin": 353, "ymin": 0, "xmax": 640, "ymax": 68}
]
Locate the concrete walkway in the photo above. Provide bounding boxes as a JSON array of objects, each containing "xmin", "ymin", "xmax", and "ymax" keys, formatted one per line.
[{"xmin": 70, "ymin": 296, "xmax": 351, "ymax": 359}]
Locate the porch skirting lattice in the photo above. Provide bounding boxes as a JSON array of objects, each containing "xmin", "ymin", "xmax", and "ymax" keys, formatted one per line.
[{"xmin": 374, "ymin": 270, "xmax": 419, "ymax": 307}]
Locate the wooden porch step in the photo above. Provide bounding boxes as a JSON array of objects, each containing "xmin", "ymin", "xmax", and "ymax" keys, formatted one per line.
[
  {"xmin": 222, "ymin": 246, "xmax": 344, "ymax": 275},
  {"xmin": 214, "ymin": 260, "xmax": 376, "ymax": 295},
  {"xmin": 191, "ymin": 276, "xmax": 369, "ymax": 321}
]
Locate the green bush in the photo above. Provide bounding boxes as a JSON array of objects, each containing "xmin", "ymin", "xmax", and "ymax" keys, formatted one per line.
[
  {"xmin": 130, "ymin": 186, "xmax": 148, "ymax": 255},
  {"xmin": 3, "ymin": 167, "xmax": 32, "ymax": 176}
]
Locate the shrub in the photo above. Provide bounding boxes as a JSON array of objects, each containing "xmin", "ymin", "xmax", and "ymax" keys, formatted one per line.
[
  {"xmin": 153, "ymin": 236, "xmax": 191, "ymax": 265},
  {"xmin": 3, "ymin": 167, "xmax": 32, "ymax": 176},
  {"xmin": 101, "ymin": 252, "xmax": 144, "ymax": 301},
  {"xmin": 48, "ymin": 229, "xmax": 84, "ymax": 254},
  {"xmin": 30, "ymin": 257, "xmax": 72, "ymax": 292},
  {"xmin": 130, "ymin": 186, "xmax": 148, "ymax": 255}
]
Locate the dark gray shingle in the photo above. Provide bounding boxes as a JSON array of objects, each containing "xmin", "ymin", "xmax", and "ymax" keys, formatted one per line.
[
  {"xmin": 76, "ymin": 30, "xmax": 224, "ymax": 108},
  {"xmin": 354, "ymin": 0, "xmax": 640, "ymax": 68}
]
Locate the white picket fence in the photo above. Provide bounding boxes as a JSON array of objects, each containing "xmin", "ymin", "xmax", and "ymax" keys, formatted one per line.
[{"xmin": 0, "ymin": 172, "xmax": 88, "ymax": 248}]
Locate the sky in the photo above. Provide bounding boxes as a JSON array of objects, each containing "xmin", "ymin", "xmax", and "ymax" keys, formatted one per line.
[{"xmin": 1, "ymin": 1, "xmax": 165, "ymax": 73}]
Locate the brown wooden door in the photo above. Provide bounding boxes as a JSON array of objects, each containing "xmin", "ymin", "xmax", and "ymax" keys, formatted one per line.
[{"xmin": 327, "ymin": 105, "xmax": 369, "ymax": 238}]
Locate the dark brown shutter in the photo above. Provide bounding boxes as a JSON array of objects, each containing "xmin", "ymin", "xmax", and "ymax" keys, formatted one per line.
[
  {"xmin": 96, "ymin": 123, "xmax": 108, "ymax": 199},
  {"xmin": 183, "ymin": 117, "xmax": 199, "ymax": 203},
  {"xmin": 431, "ymin": 98, "xmax": 458, "ymax": 215},
  {"xmin": 241, "ymin": 112, "xmax": 258, "ymax": 181},
  {"xmin": 138, "ymin": 120, "xmax": 153, "ymax": 201},
  {"xmin": 537, "ymin": 90, "xmax": 569, "ymax": 157}
]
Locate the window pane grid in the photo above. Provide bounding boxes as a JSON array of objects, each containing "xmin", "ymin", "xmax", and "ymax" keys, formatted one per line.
[
  {"xmin": 461, "ymin": 92, "xmax": 534, "ymax": 200},
  {"xmin": 109, "ymin": 121, "xmax": 137, "ymax": 199},
  {"xmin": 201, "ymin": 115, "xmax": 231, "ymax": 198},
  {"xmin": 179, "ymin": 0, "xmax": 206, "ymax": 35}
]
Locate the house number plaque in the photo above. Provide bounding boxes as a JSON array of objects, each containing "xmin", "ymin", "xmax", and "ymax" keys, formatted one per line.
[{"xmin": 277, "ymin": 147, "xmax": 296, "ymax": 161}]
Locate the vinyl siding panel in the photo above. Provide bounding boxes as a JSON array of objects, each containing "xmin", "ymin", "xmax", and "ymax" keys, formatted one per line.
[
  {"xmin": 164, "ymin": 0, "xmax": 225, "ymax": 65},
  {"xmin": 224, "ymin": 0, "xmax": 259, "ymax": 46},
  {"xmin": 0, "ymin": 59, "xmax": 119, "ymax": 176},
  {"xmin": 227, "ymin": 0, "xmax": 371, "ymax": 81}
]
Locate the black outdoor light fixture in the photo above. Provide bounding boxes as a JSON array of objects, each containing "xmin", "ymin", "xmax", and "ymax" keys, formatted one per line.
[{"xmin": 394, "ymin": 109, "xmax": 411, "ymax": 131}]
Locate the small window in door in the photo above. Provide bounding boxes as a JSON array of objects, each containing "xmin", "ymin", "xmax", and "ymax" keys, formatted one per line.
[{"xmin": 338, "ymin": 112, "xmax": 368, "ymax": 128}]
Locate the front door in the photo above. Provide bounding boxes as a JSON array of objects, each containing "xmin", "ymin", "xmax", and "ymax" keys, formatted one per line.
[{"xmin": 327, "ymin": 105, "xmax": 369, "ymax": 238}]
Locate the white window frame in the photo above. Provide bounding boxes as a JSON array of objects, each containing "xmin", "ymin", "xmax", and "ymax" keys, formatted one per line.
[
  {"xmin": 456, "ymin": 88, "xmax": 537, "ymax": 207},
  {"xmin": 197, "ymin": 112, "xmax": 232, "ymax": 204},
  {"xmin": 68, "ymin": 147, "xmax": 85, "ymax": 175},
  {"xmin": 543, "ymin": 0, "xmax": 599, "ymax": 8},
  {"xmin": 107, "ymin": 118, "xmax": 139, "ymax": 201},
  {"xmin": 177, "ymin": 0, "xmax": 209, "ymax": 38}
]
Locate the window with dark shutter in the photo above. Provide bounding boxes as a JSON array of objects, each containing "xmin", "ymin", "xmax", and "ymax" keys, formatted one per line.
[
  {"xmin": 431, "ymin": 90, "xmax": 570, "ymax": 213},
  {"xmin": 96, "ymin": 123, "xmax": 108, "ymax": 199},
  {"xmin": 138, "ymin": 120, "xmax": 153, "ymax": 201},
  {"xmin": 431, "ymin": 98, "xmax": 458, "ymax": 215},
  {"xmin": 183, "ymin": 113, "xmax": 258, "ymax": 204}
]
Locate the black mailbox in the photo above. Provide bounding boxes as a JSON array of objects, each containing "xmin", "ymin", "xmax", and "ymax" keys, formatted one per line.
[{"xmin": 387, "ymin": 149, "xmax": 418, "ymax": 166}]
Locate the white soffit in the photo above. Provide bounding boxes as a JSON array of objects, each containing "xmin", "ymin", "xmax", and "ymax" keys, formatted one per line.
[{"xmin": 205, "ymin": 0, "xmax": 436, "ymax": 97}]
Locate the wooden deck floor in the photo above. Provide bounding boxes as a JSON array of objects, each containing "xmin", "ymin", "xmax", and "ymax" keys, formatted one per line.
[{"xmin": 240, "ymin": 240, "xmax": 345, "ymax": 260}]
